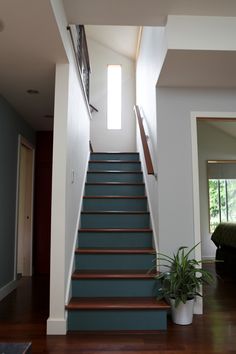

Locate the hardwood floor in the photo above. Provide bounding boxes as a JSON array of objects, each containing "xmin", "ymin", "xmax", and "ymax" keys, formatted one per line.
[{"xmin": 0, "ymin": 264, "xmax": 235, "ymax": 353}]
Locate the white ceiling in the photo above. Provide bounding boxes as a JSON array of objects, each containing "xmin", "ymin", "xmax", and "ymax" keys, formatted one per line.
[
  {"xmin": 85, "ymin": 26, "xmax": 139, "ymax": 60},
  {"xmin": 2, "ymin": 1, "xmax": 236, "ymax": 131},
  {"xmin": 0, "ymin": 0, "xmax": 67, "ymax": 130},
  {"xmin": 63, "ymin": 0, "xmax": 236, "ymax": 26}
]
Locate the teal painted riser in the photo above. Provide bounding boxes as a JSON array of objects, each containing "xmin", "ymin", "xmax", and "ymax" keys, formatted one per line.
[
  {"xmin": 78, "ymin": 231, "xmax": 153, "ymax": 248},
  {"xmin": 87, "ymin": 172, "xmax": 143, "ymax": 183},
  {"xmin": 83, "ymin": 198, "xmax": 147, "ymax": 211},
  {"xmin": 67, "ymin": 152, "xmax": 169, "ymax": 332},
  {"xmin": 90, "ymin": 153, "xmax": 140, "ymax": 161},
  {"xmin": 67, "ymin": 310, "xmax": 167, "ymax": 331},
  {"xmin": 75, "ymin": 254, "xmax": 155, "ymax": 270},
  {"xmin": 85, "ymin": 184, "xmax": 145, "ymax": 196},
  {"xmin": 72, "ymin": 279, "xmax": 156, "ymax": 297},
  {"xmin": 89, "ymin": 162, "xmax": 141, "ymax": 171},
  {"xmin": 80, "ymin": 213, "xmax": 150, "ymax": 228}
]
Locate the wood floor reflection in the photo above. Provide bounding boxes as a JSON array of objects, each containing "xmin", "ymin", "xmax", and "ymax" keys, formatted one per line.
[{"xmin": 0, "ymin": 264, "xmax": 235, "ymax": 353}]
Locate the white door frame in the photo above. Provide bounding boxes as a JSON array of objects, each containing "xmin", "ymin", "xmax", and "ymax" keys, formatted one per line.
[
  {"xmin": 15, "ymin": 135, "xmax": 35, "ymax": 278},
  {"xmin": 190, "ymin": 111, "xmax": 236, "ymax": 313},
  {"xmin": 191, "ymin": 111, "xmax": 236, "ymax": 257},
  {"xmin": 190, "ymin": 112, "xmax": 236, "ymax": 314}
]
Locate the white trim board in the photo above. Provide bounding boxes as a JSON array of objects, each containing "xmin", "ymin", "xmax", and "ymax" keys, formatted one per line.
[
  {"xmin": 190, "ymin": 111, "xmax": 236, "ymax": 314},
  {"xmin": 47, "ymin": 317, "xmax": 67, "ymax": 335},
  {"xmin": 15, "ymin": 135, "xmax": 35, "ymax": 278},
  {"xmin": 190, "ymin": 110, "xmax": 236, "ymax": 251}
]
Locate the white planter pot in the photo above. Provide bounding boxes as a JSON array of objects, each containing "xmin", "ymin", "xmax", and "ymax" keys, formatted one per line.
[{"xmin": 170, "ymin": 298, "xmax": 194, "ymax": 325}]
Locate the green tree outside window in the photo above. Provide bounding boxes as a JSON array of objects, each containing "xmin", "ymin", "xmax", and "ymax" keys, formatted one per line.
[{"xmin": 209, "ymin": 179, "xmax": 236, "ymax": 233}]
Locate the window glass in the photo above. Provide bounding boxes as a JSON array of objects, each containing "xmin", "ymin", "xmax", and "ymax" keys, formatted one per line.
[
  {"xmin": 209, "ymin": 178, "xmax": 236, "ymax": 232},
  {"xmin": 107, "ymin": 65, "xmax": 122, "ymax": 130}
]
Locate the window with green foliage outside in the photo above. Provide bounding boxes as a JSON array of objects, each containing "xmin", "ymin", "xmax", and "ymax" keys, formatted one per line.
[{"xmin": 209, "ymin": 179, "xmax": 236, "ymax": 233}]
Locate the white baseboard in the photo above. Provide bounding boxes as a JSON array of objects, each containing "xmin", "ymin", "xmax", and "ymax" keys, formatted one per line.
[
  {"xmin": 47, "ymin": 317, "xmax": 67, "ymax": 335},
  {"xmin": 202, "ymin": 256, "xmax": 215, "ymax": 262},
  {"xmin": 0, "ymin": 279, "xmax": 17, "ymax": 301},
  {"xmin": 194, "ymin": 296, "xmax": 203, "ymax": 314}
]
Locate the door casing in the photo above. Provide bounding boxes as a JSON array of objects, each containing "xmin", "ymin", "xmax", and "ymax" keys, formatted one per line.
[{"xmin": 15, "ymin": 136, "xmax": 35, "ymax": 277}]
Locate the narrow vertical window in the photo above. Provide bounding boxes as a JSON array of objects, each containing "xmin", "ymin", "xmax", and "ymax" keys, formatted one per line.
[{"xmin": 107, "ymin": 65, "xmax": 122, "ymax": 130}]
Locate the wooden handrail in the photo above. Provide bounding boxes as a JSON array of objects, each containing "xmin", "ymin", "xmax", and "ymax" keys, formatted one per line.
[{"xmin": 134, "ymin": 105, "xmax": 154, "ymax": 175}]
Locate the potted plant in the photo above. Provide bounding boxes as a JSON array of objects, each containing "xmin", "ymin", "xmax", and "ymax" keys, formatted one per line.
[{"xmin": 152, "ymin": 243, "xmax": 213, "ymax": 325}]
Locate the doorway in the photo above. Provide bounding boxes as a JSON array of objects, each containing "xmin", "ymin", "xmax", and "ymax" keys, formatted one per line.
[
  {"xmin": 16, "ymin": 136, "xmax": 35, "ymax": 277},
  {"xmin": 190, "ymin": 112, "xmax": 236, "ymax": 314},
  {"xmin": 196, "ymin": 118, "xmax": 236, "ymax": 258},
  {"xmin": 191, "ymin": 113, "xmax": 236, "ymax": 257}
]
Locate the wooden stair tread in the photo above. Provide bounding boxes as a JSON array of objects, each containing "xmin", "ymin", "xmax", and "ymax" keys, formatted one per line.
[
  {"xmin": 78, "ymin": 228, "xmax": 153, "ymax": 233},
  {"xmin": 83, "ymin": 196, "xmax": 147, "ymax": 199},
  {"xmin": 66, "ymin": 297, "xmax": 170, "ymax": 310},
  {"xmin": 76, "ymin": 248, "xmax": 155, "ymax": 254},
  {"xmin": 72, "ymin": 270, "xmax": 157, "ymax": 279},
  {"xmin": 89, "ymin": 160, "xmax": 141, "ymax": 163},
  {"xmin": 91, "ymin": 152, "xmax": 139, "ymax": 154},
  {"xmin": 85, "ymin": 182, "xmax": 144, "ymax": 185},
  {"xmin": 87, "ymin": 171, "xmax": 143, "ymax": 174},
  {"xmin": 81, "ymin": 211, "xmax": 149, "ymax": 214}
]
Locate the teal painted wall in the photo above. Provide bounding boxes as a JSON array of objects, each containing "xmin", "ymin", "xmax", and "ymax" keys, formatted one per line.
[{"xmin": 0, "ymin": 95, "xmax": 35, "ymax": 289}]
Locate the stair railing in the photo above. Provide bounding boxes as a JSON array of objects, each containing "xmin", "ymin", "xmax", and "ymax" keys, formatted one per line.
[
  {"xmin": 134, "ymin": 105, "xmax": 154, "ymax": 175},
  {"xmin": 67, "ymin": 25, "xmax": 91, "ymax": 107},
  {"xmin": 67, "ymin": 25, "xmax": 95, "ymax": 153},
  {"xmin": 76, "ymin": 25, "xmax": 90, "ymax": 101}
]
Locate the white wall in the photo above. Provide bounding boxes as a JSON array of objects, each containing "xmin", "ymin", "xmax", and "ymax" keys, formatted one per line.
[
  {"xmin": 137, "ymin": 25, "xmax": 236, "ymax": 260},
  {"xmin": 65, "ymin": 63, "xmax": 90, "ymax": 291},
  {"xmin": 156, "ymin": 88, "xmax": 236, "ymax": 257},
  {"xmin": 48, "ymin": 63, "xmax": 68, "ymax": 335},
  {"xmin": 48, "ymin": 0, "xmax": 90, "ymax": 335},
  {"xmin": 197, "ymin": 121, "xmax": 236, "ymax": 259},
  {"xmin": 136, "ymin": 27, "xmax": 167, "ymax": 247},
  {"xmin": 87, "ymin": 38, "xmax": 136, "ymax": 152}
]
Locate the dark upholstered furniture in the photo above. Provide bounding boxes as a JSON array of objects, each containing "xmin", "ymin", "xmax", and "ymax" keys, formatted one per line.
[{"xmin": 211, "ymin": 223, "xmax": 236, "ymax": 277}]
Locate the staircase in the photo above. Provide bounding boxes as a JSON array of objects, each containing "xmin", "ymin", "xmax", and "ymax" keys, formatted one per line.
[{"xmin": 66, "ymin": 152, "xmax": 170, "ymax": 331}]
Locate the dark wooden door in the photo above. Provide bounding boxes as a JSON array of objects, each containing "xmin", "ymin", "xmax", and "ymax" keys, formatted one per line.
[{"xmin": 33, "ymin": 131, "xmax": 53, "ymax": 275}]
